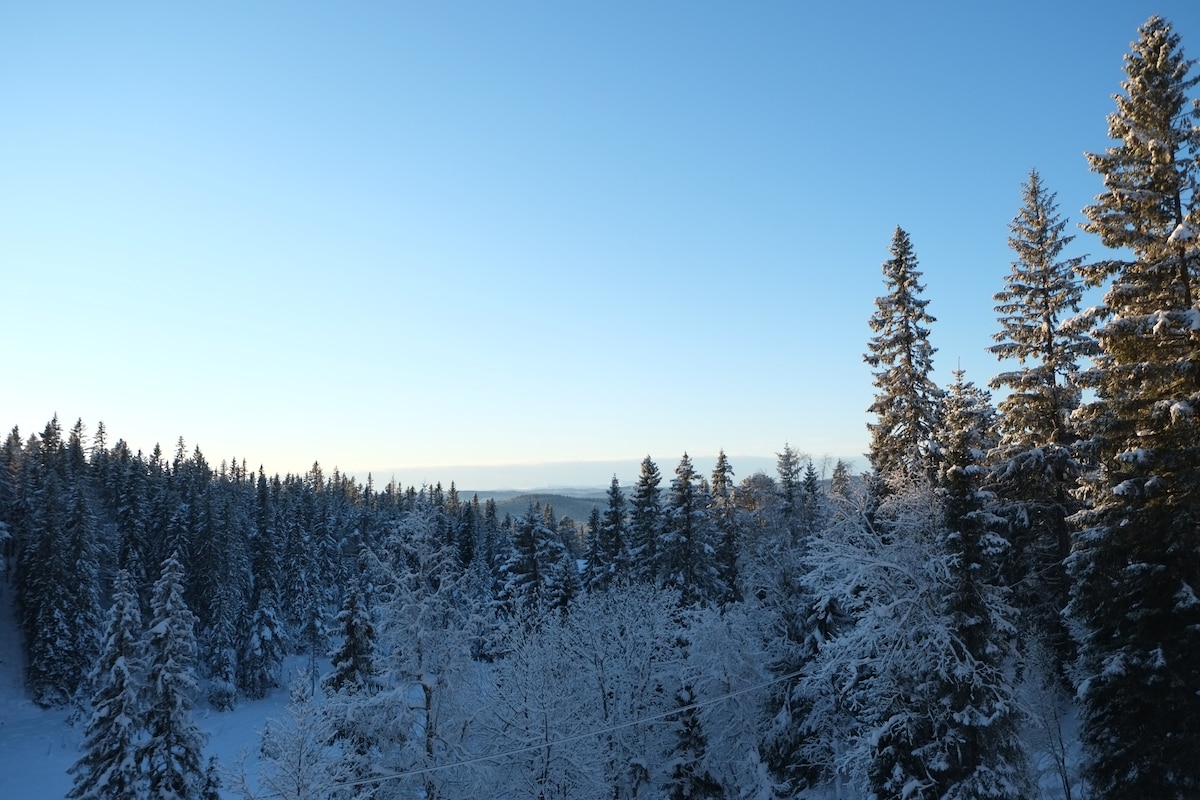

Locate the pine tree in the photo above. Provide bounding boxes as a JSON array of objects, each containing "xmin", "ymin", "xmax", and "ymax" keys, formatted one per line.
[
  {"xmin": 865, "ymin": 227, "xmax": 942, "ymax": 483},
  {"xmin": 67, "ymin": 569, "xmax": 145, "ymax": 800},
  {"xmin": 989, "ymin": 168, "xmax": 1095, "ymax": 667},
  {"xmin": 1070, "ymin": 15, "xmax": 1200, "ymax": 799},
  {"xmin": 140, "ymin": 551, "xmax": 207, "ymax": 800}
]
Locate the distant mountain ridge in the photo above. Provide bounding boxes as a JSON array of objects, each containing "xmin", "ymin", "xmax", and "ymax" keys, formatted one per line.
[{"xmin": 468, "ymin": 490, "xmax": 608, "ymax": 528}]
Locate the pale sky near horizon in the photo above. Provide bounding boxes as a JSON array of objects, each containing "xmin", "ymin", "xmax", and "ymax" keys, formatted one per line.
[{"xmin": 3, "ymin": 2, "xmax": 1198, "ymax": 490}]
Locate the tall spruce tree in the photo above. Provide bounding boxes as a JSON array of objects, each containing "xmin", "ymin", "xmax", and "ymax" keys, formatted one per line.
[
  {"xmin": 584, "ymin": 475, "xmax": 630, "ymax": 592},
  {"xmin": 865, "ymin": 227, "xmax": 942, "ymax": 483},
  {"xmin": 628, "ymin": 456, "xmax": 664, "ymax": 583},
  {"xmin": 926, "ymin": 372, "xmax": 1029, "ymax": 800},
  {"xmin": 990, "ymin": 169, "xmax": 1095, "ymax": 667},
  {"xmin": 775, "ymin": 444, "xmax": 803, "ymax": 540},
  {"xmin": 67, "ymin": 569, "xmax": 145, "ymax": 800},
  {"xmin": 1070, "ymin": 15, "xmax": 1200, "ymax": 799},
  {"xmin": 239, "ymin": 469, "xmax": 285, "ymax": 700},
  {"xmin": 323, "ymin": 581, "xmax": 381, "ymax": 697},
  {"xmin": 140, "ymin": 551, "xmax": 207, "ymax": 800},
  {"xmin": 709, "ymin": 450, "xmax": 741, "ymax": 604},
  {"xmin": 658, "ymin": 453, "xmax": 722, "ymax": 606}
]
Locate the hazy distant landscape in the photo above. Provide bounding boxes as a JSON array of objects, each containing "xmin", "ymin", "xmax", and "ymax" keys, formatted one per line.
[{"xmin": 4, "ymin": 6, "xmax": 1200, "ymax": 800}]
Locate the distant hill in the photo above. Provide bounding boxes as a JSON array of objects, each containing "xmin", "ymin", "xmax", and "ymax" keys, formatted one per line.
[{"xmin": 471, "ymin": 490, "xmax": 608, "ymax": 528}]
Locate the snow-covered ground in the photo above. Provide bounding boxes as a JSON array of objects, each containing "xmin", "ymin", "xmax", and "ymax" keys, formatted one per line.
[{"xmin": 0, "ymin": 572, "xmax": 299, "ymax": 800}]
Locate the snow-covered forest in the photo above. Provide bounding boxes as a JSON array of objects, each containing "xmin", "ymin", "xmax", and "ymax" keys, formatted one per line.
[{"xmin": 2, "ymin": 14, "xmax": 1200, "ymax": 800}]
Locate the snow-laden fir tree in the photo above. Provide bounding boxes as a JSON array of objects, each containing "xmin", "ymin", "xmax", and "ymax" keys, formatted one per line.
[
  {"xmin": 989, "ymin": 168, "xmax": 1095, "ymax": 666},
  {"xmin": 755, "ymin": 469, "xmax": 844, "ymax": 794},
  {"xmin": 829, "ymin": 458, "xmax": 853, "ymax": 499},
  {"xmin": 1070, "ymin": 15, "xmax": 1200, "ymax": 799},
  {"xmin": 708, "ymin": 450, "xmax": 742, "ymax": 604},
  {"xmin": 865, "ymin": 227, "xmax": 942, "ymax": 484},
  {"xmin": 628, "ymin": 455, "xmax": 664, "ymax": 583},
  {"xmin": 140, "ymin": 550, "xmax": 207, "ymax": 800},
  {"xmin": 657, "ymin": 453, "xmax": 724, "ymax": 606},
  {"xmin": 193, "ymin": 484, "xmax": 248, "ymax": 711},
  {"xmin": 62, "ymin": 475, "xmax": 104, "ymax": 696},
  {"xmin": 67, "ymin": 569, "xmax": 145, "ymax": 800},
  {"xmin": 496, "ymin": 501, "xmax": 574, "ymax": 620},
  {"xmin": 583, "ymin": 475, "xmax": 630, "ymax": 592},
  {"xmin": 799, "ymin": 377, "xmax": 1029, "ymax": 800},
  {"xmin": 775, "ymin": 444, "xmax": 803, "ymax": 539},
  {"xmin": 920, "ymin": 372, "xmax": 1029, "ymax": 800},
  {"xmin": 581, "ymin": 506, "xmax": 605, "ymax": 590},
  {"xmin": 320, "ymin": 571, "xmax": 384, "ymax": 792},
  {"xmin": 238, "ymin": 469, "xmax": 286, "ymax": 700},
  {"xmin": 17, "ymin": 423, "xmax": 103, "ymax": 708},
  {"xmin": 323, "ymin": 579, "xmax": 381, "ymax": 697}
]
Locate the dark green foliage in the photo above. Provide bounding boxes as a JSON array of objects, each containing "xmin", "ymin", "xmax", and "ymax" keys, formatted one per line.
[
  {"xmin": 1071, "ymin": 16, "xmax": 1200, "ymax": 799},
  {"xmin": 928, "ymin": 373, "xmax": 1028, "ymax": 800},
  {"xmin": 324, "ymin": 581, "xmax": 381, "ymax": 697},
  {"xmin": 239, "ymin": 469, "xmax": 286, "ymax": 699},
  {"xmin": 628, "ymin": 456, "xmax": 664, "ymax": 583},
  {"xmin": 140, "ymin": 551, "xmax": 206, "ymax": 800},
  {"xmin": 865, "ymin": 227, "xmax": 942, "ymax": 483},
  {"xmin": 989, "ymin": 168, "xmax": 1094, "ymax": 669},
  {"xmin": 658, "ymin": 454, "xmax": 723, "ymax": 606},
  {"xmin": 16, "ymin": 417, "xmax": 103, "ymax": 707},
  {"xmin": 583, "ymin": 476, "xmax": 630, "ymax": 592},
  {"xmin": 709, "ymin": 450, "xmax": 742, "ymax": 604},
  {"xmin": 67, "ymin": 569, "xmax": 145, "ymax": 800}
]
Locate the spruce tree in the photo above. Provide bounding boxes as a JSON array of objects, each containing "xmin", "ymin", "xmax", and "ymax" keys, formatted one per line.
[
  {"xmin": 628, "ymin": 456, "xmax": 664, "ymax": 583},
  {"xmin": 140, "ymin": 551, "xmax": 207, "ymax": 800},
  {"xmin": 829, "ymin": 458, "xmax": 852, "ymax": 499},
  {"xmin": 989, "ymin": 168, "xmax": 1095, "ymax": 666},
  {"xmin": 658, "ymin": 453, "xmax": 722, "ymax": 606},
  {"xmin": 239, "ymin": 469, "xmax": 285, "ymax": 699},
  {"xmin": 1070, "ymin": 15, "xmax": 1200, "ymax": 799},
  {"xmin": 865, "ymin": 227, "xmax": 942, "ymax": 483},
  {"xmin": 709, "ymin": 450, "xmax": 742, "ymax": 603},
  {"xmin": 324, "ymin": 582, "xmax": 381, "ymax": 696},
  {"xmin": 496, "ymin": 502, "xmax": 574, "ymax": 619},
  {"xmin": 62, "ymin": 478, "xmax": 103, "ymax": 696},
  {"xmin": 926, "ymin": 372, "xmax": 1029, "ymax": 800},
  {"xmin": 67, "ymin": 569, "xmax": 145, "ymax": 800},
  {"xmin": 20, "ymin": 467, "xmax": 91, "ymax": 706},
  {"xmin": 775, "ymin": 444, "xmax": 803, "ymax": 539},
  {"xmin": 584, "ymin": 475, "xmax": 630, "ymax": 592}
]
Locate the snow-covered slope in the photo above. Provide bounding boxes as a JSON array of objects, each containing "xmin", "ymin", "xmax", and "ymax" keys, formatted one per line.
[{"xmin": 0, "ymin": 571, "xmax": 302, "ymax": 799}]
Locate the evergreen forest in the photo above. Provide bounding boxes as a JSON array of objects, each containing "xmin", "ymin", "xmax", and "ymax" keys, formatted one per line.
[{"xmin": 2, "ymin": 14, "xmax": 1199, "ymax": 800}]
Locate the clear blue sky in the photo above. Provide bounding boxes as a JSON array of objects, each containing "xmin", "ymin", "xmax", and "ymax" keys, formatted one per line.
[{"xmin": 2, "ymin": 2, "xmax": 1197, "ymax": 489}]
